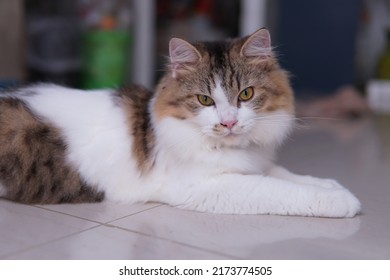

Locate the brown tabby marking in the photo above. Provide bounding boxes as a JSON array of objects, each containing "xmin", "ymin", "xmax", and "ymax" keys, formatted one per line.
[
  {"xmin": 117, "ymin": 86, "xmax": 155, "ymax": 172},
  {"xmin": 0, "ymin": 97, "xmax": 104, "ymax": 204},
  {"xmin": 154, "ymin": 79, "xmax": 199, "ymax": 121},
  {"xmin": 254, "ymin": 70, "xmax": 294, "ymax": 114}
]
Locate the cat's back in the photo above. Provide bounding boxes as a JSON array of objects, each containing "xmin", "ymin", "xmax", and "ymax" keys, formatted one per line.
[
  {"xmin": 8, "ymin": 84, "xmax": 117, "ymax": 125},
  {"xmin": 0, "ymin": 84, "xmax": 155, "ymax": 204},
  {"xmin": 0, "ymin": 84, "xmax": 131, "ymax": 158}
]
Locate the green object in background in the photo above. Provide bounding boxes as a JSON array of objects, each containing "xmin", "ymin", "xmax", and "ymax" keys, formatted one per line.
[{"xmin": 83, "ymin": 30, "xmax": 131, "ymax": 89}]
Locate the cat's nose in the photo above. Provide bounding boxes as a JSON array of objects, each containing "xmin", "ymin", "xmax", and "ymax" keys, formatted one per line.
[{"xmin": 221, "ymin": 120, "xmax": 238, "ymax": 129}]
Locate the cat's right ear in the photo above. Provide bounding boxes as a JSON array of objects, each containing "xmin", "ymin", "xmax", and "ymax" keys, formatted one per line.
[{"xmin": 169, "ymin": 38, "xmax": 201, "ymax": 78}]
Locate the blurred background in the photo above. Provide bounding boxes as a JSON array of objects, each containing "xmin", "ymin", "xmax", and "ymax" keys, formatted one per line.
[{"xmin": 0, "ymin": 0, "xmax": 390, "ymax": 117}]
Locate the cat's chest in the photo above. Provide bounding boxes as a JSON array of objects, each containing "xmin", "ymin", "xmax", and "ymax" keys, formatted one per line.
[
  {"xmin": 206, "ymin": 147, "xmax": 272, "ymax": 174},
  {"xmin": 157, "ymin": 145, "xmax": 273, "ymax": 177}
]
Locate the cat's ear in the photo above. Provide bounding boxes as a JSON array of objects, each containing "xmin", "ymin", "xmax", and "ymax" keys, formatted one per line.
[
  {"xmin": 240, "ymin": 28, "xmax": 272, "ymax": 59},
  {"xmin": 169, "ymin": 38, "xmax": 201, "ymax": 78}
]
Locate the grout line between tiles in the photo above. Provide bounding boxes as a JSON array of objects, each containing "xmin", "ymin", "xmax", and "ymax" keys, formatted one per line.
[
  {"xmin": 32, "ymin": 203, "xmax": 163, "ymax": 225},
  {"xmin": 4, "ymin": 203, "xmax": 237, "ymax": 259},
  {"xmin": 2, "ymin": 204, "xmax": 165, "ymax": 258},
  {"xmin": 3, "ymin": 222, "xmax": 234, "ymax": 260},
  {"xmin": 102, "ymin": 223, "xmax": 239, "ymax": 260},
  {"xmin": 1, "ymin": 224, "xmax": 102, "ymax": 259},
  {"xmin": 103, "ymin": 204, "xmax": 165, "ymax": 224}
]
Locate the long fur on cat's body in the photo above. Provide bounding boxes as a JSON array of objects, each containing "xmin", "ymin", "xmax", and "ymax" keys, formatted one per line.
[{"xmin": 0, "ymin": 29, "xmax": 360, "ymax": 217}]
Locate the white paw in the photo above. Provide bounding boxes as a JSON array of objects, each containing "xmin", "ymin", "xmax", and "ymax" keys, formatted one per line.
[{"xmin": 312, "ymin": 188, "xmax": 361, "ymax": 218}]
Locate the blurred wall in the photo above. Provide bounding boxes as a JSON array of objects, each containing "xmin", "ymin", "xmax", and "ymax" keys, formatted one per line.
[
  {"xmin": 277, "ymin": 0, "xmax": 361, "ymax": 96},
  {"xmin": 0, "ymin": 0, "xmax": 25, "ymax": 86}
]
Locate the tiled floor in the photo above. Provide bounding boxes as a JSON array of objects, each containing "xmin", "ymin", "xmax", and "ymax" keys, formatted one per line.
[{"xmin": 1, "ymin": 116, "xmax": 389, "ymax": 259}]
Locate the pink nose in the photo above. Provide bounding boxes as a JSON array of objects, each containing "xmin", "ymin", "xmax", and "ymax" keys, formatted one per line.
[{"xmin": 221, "ymin": 120, "xmax": 237, "ymax": 129}]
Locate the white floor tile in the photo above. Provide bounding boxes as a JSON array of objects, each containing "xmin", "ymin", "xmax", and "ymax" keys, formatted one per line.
[
  {"xmin": 38, "ymin": 202, "xmax": 162, "ymax": 223},
  {"xmin": 0, "ymin": 200, "xmax": 98, "ymax": 258},
  {"xmin": 8, "ymin": 225, "xmax": 226, "ymax": 260},
  {"xmin": 111, "ymin": 205, "xmax": 362, "ymax": 259}
]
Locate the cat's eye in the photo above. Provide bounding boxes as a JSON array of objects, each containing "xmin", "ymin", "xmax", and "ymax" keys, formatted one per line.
[
  {"xmin": 238, "ymin": 87, "xmax": 254, "ymax": 102},
  {"xmin": 197, "ymin": 95, "xmax": 215, "ymax": 106}
]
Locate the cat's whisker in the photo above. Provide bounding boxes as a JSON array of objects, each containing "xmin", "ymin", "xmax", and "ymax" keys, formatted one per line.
[
  {"xmin": 255, "ymin": 123, "xmax": 295, "ymax": 126},
  {"xmin": 294, "ymin": 117, "xmax": 347, "ymax": 125},
  {"xmin": 295, "ymin": 116, "xmax": 343, "ymax": 121},
  {"xmin": 252, "ymin": 115, "xmax": 342, "ymax": 121},
  {"xmin": 251, "ymin": 116, "xmax": 293, "ymax": 122},
  {"xmin": 293, "ymin": 116, "xmax": 346, "ymax": 130},
  {"xmin": 250, "ymin": 115, "xmax": 344, "ymax": 130}
]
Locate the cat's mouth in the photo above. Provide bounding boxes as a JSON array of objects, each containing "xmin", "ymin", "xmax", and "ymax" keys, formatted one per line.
[
  {"xmin": 224, "ymin": 129, "xmax": 239, "ymax": 136},
  {"xmin": 205, "ymin": 123, "xmax": 247, "ymax": 144},
  {"xmin": 213, "ymin": 124, "xmax": 247, "ymax": 139},
  {"xmin": 217, "ymin": 132, "xmax": 247, "ymax": 147},
  {"xmin": 223, "ymin": 125, "xmax": 245, "ymax": 136},
  {"xmin": 204, "ymin": 125, "xmax": 250, "ymax": 147},
  {"xmin": 220, "ymin": 129, "xmax": 244, "ymax": 141}
]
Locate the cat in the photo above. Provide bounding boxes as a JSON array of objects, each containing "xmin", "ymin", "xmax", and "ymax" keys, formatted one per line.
[{"xmin": 0, "ymin": 28, "xmax": 360, "ymax": 217}]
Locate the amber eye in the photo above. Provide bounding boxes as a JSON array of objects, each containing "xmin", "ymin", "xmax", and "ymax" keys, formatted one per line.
[
  {"xmin": 239, "ymin": 87, "xmax": 254, "ymax": 102},
  {"xmin": 197, "ymin": 95, "xmax": 215, "ymax": 106}
]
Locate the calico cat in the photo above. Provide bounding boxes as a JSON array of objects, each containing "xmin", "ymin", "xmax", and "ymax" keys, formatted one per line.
[{"xmin": 0, "ymin": 28, "xmax": 360, "ymax": 217}]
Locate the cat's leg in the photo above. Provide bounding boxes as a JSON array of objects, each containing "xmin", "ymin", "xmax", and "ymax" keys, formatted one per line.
[
  {"xmin": 161, "ymin": 174, "xmax": 361, "ymax": 217},
  {"xmin": 268, "ymin": 165, "xmax": 346, "ymax": 190}
]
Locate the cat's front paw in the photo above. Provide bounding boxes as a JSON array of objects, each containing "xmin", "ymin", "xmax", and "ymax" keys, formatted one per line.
[{"xmin": 314, "ymin": 188, "xmax": 361, "ymax": 218}]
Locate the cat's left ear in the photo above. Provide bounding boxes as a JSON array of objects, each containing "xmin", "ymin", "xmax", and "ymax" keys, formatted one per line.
[
  {"xmin": 240, "ymin": 28, "xmax": 272, "ymax": 59},
  {"xmin": 169, "ymin": 38, "xmax": 201, "ymax": 78}
]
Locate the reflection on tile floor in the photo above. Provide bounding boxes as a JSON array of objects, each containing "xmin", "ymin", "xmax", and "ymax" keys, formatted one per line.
[{"xmin": 1, "ymin": 117, "xmax": 389, "ymax": 259}]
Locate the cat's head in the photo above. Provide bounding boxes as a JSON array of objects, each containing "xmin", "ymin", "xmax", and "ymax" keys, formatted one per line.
[{"xmin": 153, "ymin": 28, "xmax": 294, "ymax": 149}]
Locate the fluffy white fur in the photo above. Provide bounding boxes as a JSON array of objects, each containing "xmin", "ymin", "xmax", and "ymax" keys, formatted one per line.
[
  {"xmin": 7, "ymin": 83, "xmax": 361, "ymax": 218},
  {"xmin": 213, "ymin": 81, "xmax": 238, "ymax": 126},
  {"xmin": 149, "ymin": 83, "xmax": 360, "ymax": 218}
]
